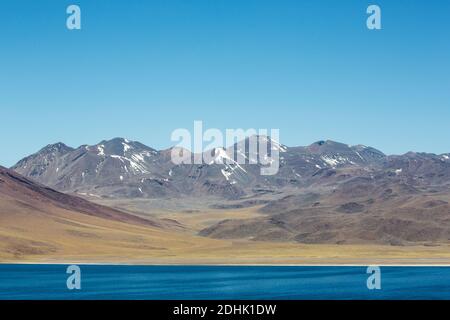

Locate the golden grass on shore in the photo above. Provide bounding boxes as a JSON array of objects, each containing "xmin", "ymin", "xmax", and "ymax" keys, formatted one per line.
[
  {"xmin": 3, "ymin": 162, "xmax": 450, "ymax": 266},
  {"xmin": 2, "ymin": 198, "xmax": 450, "ymax": 265}
]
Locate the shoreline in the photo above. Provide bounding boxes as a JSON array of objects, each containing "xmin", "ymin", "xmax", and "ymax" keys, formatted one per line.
[
  {"xmin": 2, "ymin": 263, "xmax": 450, "ymax": 267},
  {"xmin": 3, "ymin": 258, "xmax": 450, "ymax": 267}
]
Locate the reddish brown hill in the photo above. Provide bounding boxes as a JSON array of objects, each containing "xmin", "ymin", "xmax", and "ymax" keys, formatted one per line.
[
  {"xmin": 0, "ymin": 166, "xmax": 217, "ymax": 263},
  {"xmin": 0, "ymin": 166, "xmax": 159, "ymax": 227}
]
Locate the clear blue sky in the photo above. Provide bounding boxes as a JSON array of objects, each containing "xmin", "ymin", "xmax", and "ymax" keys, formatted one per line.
[{"xmin": 1, "ymin": 0, "xmax": 449, "ymax": 167}]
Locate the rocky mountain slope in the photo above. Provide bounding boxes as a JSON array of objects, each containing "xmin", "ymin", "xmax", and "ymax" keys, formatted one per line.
[
  {"xmin": 14, "ymin": 136, "xmax": 442, "ymax": 200},
  {"xmin": 11, "ymin": 138, "xmax": 450, "ymax": 201}
]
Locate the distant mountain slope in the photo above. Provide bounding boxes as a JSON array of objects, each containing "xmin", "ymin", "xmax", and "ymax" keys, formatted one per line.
[
  {"xmin": 197, "ymin": 148, "xmax": 450, "ymax": 245},
  {"xmin": 200, "ymin": 177, "xmax": 450, "ymax": 245},
  {"xmin": 12, "ymin": 137, "xmax": 450, "ymax": 202},
  {"xmin": 11, "ymin": 137, "xmax": 395, "ymax": 199}
]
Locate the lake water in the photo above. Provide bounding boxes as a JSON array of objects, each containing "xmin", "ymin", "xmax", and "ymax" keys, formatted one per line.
[{"xmin": 0, "ymin": 265, "xmax": 449, "ymax": 300}]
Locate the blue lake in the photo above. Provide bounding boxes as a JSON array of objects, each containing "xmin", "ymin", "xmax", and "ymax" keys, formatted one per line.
[{"xmin": 0, "ymin": 265, "xmax": 449, "ymax": 300}]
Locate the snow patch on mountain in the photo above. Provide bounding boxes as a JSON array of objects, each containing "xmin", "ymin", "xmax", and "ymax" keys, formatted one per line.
[
  {"xmin": 122, "ymin": 142, "xmax": 132, "ymax": 152},
  {"xmin": 210, "ymin": 148, "xmax": 232, "ymax": 165},
  {"xmin": 221, "ymin": 169, "xmax": 232, "ymax": 181},
  {"xmin": 97, "ymin": 145, "xmax": 105, "ymax": 156},
  {"xmin": 110, "ymin": 154, "xmax": 150, "ymax": 174},
  {"xmin": 321, "ymin": 155, "xmax": 354, "ymax": 167}
]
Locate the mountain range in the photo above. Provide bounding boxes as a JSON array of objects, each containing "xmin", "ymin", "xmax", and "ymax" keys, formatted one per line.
[
  {"xmin": 14, "ymin": 137, "xmax": 450, "ymax": 199},
  {"xmin": 9, "ymin": 137, "xmax": 450, "ymax": 246}
]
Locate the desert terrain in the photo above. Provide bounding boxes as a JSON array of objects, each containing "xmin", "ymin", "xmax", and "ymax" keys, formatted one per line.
[
  {"xmin": 2, "ymin": 137, "xmax": 450, "ymax": 265},
  {"xmin": 2, "ymin": 165, "xmax": 450, "ymax": 265}
]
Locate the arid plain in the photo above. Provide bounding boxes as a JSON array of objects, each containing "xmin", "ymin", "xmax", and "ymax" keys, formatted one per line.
[{"xmin": 2, "ymin": 177, "xmax": 450, "ymax": 265}]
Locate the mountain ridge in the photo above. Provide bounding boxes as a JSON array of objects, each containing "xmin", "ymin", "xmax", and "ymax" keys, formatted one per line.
[
  {"xmin": 10, "ymin": 137, "xmax": 450, "ymax": 201},
  {"xmin": 6, "ymin": 137, "xmax": 450, "ymax": 246}
]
